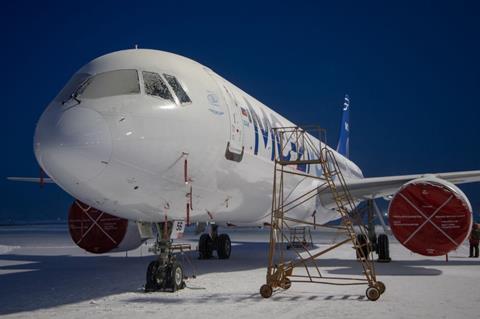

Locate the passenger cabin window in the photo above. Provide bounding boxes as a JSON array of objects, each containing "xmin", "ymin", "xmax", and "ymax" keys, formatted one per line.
[
  {"xmin": 76, "ymin": 69, "xmax": 140, "ymax": 99},
  {"xmin": 163, "ymin": 74, "xmax": 192, "ymax": 104},
  {"xmin": 142, "ymin": 71, "xmax": 174, "ymax": 102}
]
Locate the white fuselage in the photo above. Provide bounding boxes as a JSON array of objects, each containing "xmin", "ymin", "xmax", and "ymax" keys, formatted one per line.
[{"xmin": 34, "ymin": 49, "xmax": 363, "ymax": 226}]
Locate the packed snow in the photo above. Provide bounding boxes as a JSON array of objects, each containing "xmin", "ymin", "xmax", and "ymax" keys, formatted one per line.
[{"xmin": 0, "ymin": 225, "xmax": 479, "ymax": 318}]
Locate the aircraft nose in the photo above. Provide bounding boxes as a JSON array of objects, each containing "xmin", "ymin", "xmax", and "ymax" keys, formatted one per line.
[{"xmin": 34, "ymin": 106, "xmax": 112, "ymax": 184}]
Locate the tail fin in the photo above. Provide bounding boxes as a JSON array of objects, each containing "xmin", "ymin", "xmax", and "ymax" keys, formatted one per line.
[{"xmin": 336, "ymin": 94, "xmax": 350, "ymax": 158}]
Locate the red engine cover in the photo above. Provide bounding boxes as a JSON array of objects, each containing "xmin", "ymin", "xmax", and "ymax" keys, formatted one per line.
[
  {"xmin": 68, "ymin": 201, "xmax": 128, "ymax": 254},
  {"xmin": 389, "ymin": 179, "xmax": 472, "ymax": 256}
]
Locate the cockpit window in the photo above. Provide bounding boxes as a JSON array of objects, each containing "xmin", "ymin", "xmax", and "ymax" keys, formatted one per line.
[
  {"xmin": 76, "ymin": 69, "xmax": 140, "ymax": 99},
  {"xmin": 142, "ymin": 71, "xmax": 174, "ymax": 102},
  {"xmin": 163, "ymin": 73, "xmax": 191, "ymax": 104},
  {"xmin": 55, "ymin": 72, "xmax": 91, "ymax": 103}
]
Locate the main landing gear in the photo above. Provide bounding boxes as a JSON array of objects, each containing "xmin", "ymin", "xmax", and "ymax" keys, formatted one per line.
[
  {"xmin": 145, "ymin": 222, "xmax": 186, "ymax": 292},
  {"xmin": 355, "ymin": 199, "xmax": 391, "ymax": 263},
  {"xmin": 198, "ymin": 224, "xmax": 231, "ymax": 259}
]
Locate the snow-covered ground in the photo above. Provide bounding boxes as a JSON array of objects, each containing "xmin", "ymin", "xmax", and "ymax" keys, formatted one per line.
[{"xmin": 0, "ymin": 225, "xmax": 479, "ymax": 319}]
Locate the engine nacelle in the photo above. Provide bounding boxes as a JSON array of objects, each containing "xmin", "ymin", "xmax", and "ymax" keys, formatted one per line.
[
  {"xmin": 68, "ymin": 200, "xmax": 144, "ymax": 254},
  {"xmin": 388, "ymin": 177, "xmax": 472, "ymax": 256}
]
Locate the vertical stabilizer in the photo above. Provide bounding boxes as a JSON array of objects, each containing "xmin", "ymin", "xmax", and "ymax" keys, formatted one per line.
[{"xmin": 336, "ymin": 94, "xmax": 350, "ymax": 158}]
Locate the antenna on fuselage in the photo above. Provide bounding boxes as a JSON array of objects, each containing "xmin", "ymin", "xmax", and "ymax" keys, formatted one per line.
[{"xmin": 134, "ymin": 44, "xmax": 139, "ymax": 49}]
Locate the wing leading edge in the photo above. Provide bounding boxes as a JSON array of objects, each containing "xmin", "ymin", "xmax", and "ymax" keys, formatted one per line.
[
  {"xmin": 338, "ymin": 170, "xmax": 480, "ymax": 201},
  {"xmin": 7, "ymin": 177, "xmax": 55, "ymax": 184}
]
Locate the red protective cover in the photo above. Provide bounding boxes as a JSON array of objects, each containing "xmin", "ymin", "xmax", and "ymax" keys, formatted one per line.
[
  {"xmin": 68, "ymin": 201, "xmax": 128, "ymax": 254},
  {"xmin": 389, "ymin": 181, "xmax": 472, "ymax": 256}
]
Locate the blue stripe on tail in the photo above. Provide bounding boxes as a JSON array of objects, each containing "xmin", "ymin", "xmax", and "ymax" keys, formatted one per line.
[{"xmin": 336, "ymin": 94, "xmax": 350, "ymax": 159}]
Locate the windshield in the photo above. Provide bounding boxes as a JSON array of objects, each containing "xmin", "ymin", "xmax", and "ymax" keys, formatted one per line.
[
  {"xmin": 142, "ymin": 71, "xmax": 174, "ymax": 102},
  {"xmin": 163, "ymin": 74, "xmax": 191, "ymax": 104},
  {"xmin": 75, "ymin": 69, "xmax": 140, "ymax": 99},
  {"xmin": 55, "ymin": 73, "xmax": 91, "ymax": 103}
]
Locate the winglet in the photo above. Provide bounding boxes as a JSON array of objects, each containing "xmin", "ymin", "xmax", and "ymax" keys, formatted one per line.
[{"xmin": 336, "ymin": 94, "xmax": 350, "ymax": 158}]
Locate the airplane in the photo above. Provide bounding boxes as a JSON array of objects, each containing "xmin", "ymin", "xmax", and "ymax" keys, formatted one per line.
[{"xmin": 8, "ymin": 48, "xmax": 480, "ymax": 294}]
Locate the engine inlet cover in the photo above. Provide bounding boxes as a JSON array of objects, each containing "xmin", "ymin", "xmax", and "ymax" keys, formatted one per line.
[
  {"xmin": 389, "ymin": 179, "xmax": 472, "ymax": 256},
  {"xmin": 68, "ymin": 200, "xmax": 128, "ymax": 254}
]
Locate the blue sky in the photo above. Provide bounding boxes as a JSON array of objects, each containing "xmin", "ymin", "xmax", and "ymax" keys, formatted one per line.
[{"xmin": 1, "ymin": 1, "xmax": 479, "ymax": 222}]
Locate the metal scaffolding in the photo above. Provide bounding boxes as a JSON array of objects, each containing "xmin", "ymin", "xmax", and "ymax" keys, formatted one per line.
[{"xmin": 260, "ymin": 126, "xmax": 385, "ymax": 301}]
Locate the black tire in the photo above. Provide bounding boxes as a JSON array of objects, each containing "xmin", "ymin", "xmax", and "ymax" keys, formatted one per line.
[
  {"xmin": 377, "ymin": 234, "xmax": 391, "ymax": 262},
  {"xmin": 217, "ymin": 234, "xmax": 231, "ymax": 259},
  {"xmin": 282, "ymin": 278, "xmax": 291, "ymax": 290},
  {"xmin": 374, "ymin": 281, "xmax": 386, "ymax": 295},
  {"xmin": 366, "ymin": 286, "xmax": 380, "ymax": 301},
  {"xmin": 370, "ymin": 233, "xmax": 378, "ymax": 253},
  {"xmin": 260, "ymin": 284, "xmax": 273, "ymax": 298},
  {"xmin": 355, "ymin": 234, "xmax": 369, "ymax": 260},
  {"xmin": 198, "ymin": 233, "xmax": 213, "ymax": 259},
  {"xmin": 145, "ymin": 260, "xmax": 160, "ymax": 292},
  {"xmin": 170, "ymin": 262, "xmax": 184, "ymax": 292}
]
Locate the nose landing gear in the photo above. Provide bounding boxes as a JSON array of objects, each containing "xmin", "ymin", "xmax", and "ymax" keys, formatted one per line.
[
  {"xmin": 144, "ymin": 222, "xmax": 189, "ymax": 293},
  {"xmin": 145, "ymin": 240, "xmax": 186, "ymax": 292}
]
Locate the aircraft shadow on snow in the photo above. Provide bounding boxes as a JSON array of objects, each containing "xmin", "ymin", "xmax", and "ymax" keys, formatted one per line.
[{"xmin": 1, "ymin": 241, "xmax": 480, "ymax": 314}]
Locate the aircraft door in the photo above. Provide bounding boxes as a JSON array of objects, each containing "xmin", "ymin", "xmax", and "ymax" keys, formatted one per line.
[
  {"xmin": 204, "ymin": 69, "xmax": 244, "ymax": 161},
  {"xmin": 221, "ymin": 84, "xmax": 244, "ymax": 154}
]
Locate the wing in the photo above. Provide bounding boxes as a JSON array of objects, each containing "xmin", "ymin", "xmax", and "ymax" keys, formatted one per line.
[
  {"xmin": 343, "ymin": 170, "xmax": 480, "ymax": 201},
  {"xmin": 7, "ymin": 177, "xmax": 55, "ymax": 184}
]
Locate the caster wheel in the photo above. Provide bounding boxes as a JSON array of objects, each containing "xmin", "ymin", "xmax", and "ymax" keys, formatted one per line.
[
  {"xmin": 374, "ymin": 281, "xmax": 386, "ymax": 294},
  {"xmin": 366, "ymin": 286, "xmax": 380, "ymax": 301},
  {"xmin": 260, "ymin": 284, "xmax": 273, "ymax": 298},
  {"xmin": 281, "ymin": 278, "xmax": 291, "ymax": 290}
]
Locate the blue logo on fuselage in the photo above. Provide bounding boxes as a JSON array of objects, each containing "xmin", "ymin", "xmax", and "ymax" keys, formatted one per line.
[{"xmin": 245, "ymin": 98, "xmax": 312, "ymax": 174}]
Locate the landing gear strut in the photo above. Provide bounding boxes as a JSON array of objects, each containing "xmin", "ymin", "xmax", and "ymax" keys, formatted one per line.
[
  {"xmin": 198, "ymin": 224, "xmax": 231, "ymax": 259},
  {"xmin": 145, "ymin": 222, "xmax": 186, "ymax": 292}
]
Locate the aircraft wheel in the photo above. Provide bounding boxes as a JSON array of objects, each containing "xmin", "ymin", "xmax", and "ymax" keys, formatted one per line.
[
  {"xmin": 198, "ymin": 234, "xmax": 213, "ymax": 259},
  {"xmin": 145, "ymin": 260, "xmax": 161, "ymax": 292},
  {"xmin": 377, "ymin": 234, "xmax": 391, "ymax": 262},
  {"xmin": 260, "ymin": 284, "xmax": 273, "ymax": 298},
  {"xmin": 170, "ymin": 262, "xmax": 185, "ymax": 292},
  {"xmin": 217, "ymin": 234, "xmax": 231, "ymax": 259},
  {"xmin": 356, "ymin": 234, "xmax": 369, "ymax": 260},
  {"xmin": 366, "ymin": 286, "xmax": 381, "ymax": 301}
]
